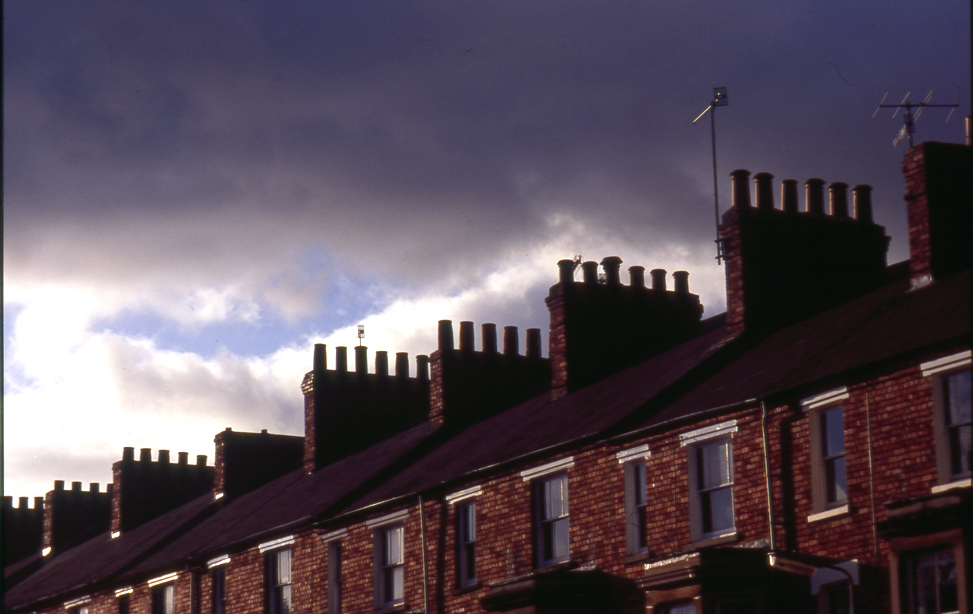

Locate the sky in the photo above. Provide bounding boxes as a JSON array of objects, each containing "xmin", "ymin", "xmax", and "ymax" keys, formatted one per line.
[{"xmin": 3, "ymin": 0, "xmax": 970, "ymax": 499}]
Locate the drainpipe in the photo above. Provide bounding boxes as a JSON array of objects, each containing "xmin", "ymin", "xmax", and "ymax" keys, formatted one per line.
[
  {"xmin": 418, "ymin": 494, "xmax": 429, "ymax": 614},
  {"xmin": 761, "ymin": 401, "xmax": 776, "ymax": 551},
  {"xmin": 864, "ymin": 392, "xmax": 879, "ymax": 562}
]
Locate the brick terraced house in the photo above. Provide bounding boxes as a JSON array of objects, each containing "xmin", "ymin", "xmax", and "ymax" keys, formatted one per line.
[{"xmin": 4, "ymin": 141, "xmax": 970, "ymax": 614}]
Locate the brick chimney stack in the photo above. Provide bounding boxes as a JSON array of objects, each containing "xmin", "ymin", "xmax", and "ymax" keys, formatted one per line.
[
  {"xmin": 3, "ymin": 495, "xmax": 45, "ymax": 563},
  {"xmin": 546, "ymin": 256, "xmax": 704, "ymax": 400},
  {"xmin": 902, "ymin": 142, "xmax": 971, "ymax": 286},
  {"xmin": 720, "ymin": 170, "xmax": 889, "ymax": 337},
  {"xmin": 214, "ymin": 429, "xmax": 304, "ymax": 499},
  {"xmin": 303, "ymin": 343, "xmax": 429, "ymax": 472},
  {"xmin": 111, "ymin": 448, "xmax": 212, "ymax": 535},
  {"xmin": 429, "ymin": 320, "xmax": 550, "ymax": 429},
  {"xmin": 42, "ymin": 481, "xmax": 111, "ymax": 556}
]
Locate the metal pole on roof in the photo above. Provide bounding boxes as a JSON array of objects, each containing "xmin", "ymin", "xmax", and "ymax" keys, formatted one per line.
[{"xmin": 694, "ymin": 87, "xmax": 729, "ymax": 263}]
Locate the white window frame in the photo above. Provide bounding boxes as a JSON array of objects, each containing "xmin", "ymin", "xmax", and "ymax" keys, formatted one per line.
[
  {"xmin": 456, "ymin": 499, "xmax": 477, "ymax": 587},
  {"xmin": 374, "ymin": 524, "xmax": 405, "ymax": 608},
  {"xmin": 619, "ymin": 446, "xmax": 649, "ymax": 556},
  {"xmin": 211, "ymin": 565, "xmax": 227, "ymax": 614},
  {"xmin": 686, "ymin": 435, "xmax": 735, "ymax": 542},
  {"xmin": 923, "ymin": 352, "xmax": 971, "ymax": 490},
  {"xmin": 903, "ymin": 548, "xmax": 961, "ymax": 614},
  {"xmin": 533, "ymin": 472, "xmax": 570, "ymax": 567},
  {"xmin": 264, "ymin": 547, "xmax": 292, "ymax": 614},
  {"xmin": 151, "ymin": 584, "xmax": 175, "ymax": 614},
  {"xmin": 803, "ymin": 388, "xmax": 850, "ymax": 517}
]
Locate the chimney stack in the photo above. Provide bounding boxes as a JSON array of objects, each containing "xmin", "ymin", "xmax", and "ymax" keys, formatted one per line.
[
  {"xmin": 214, "ymin": 429, "xmax": 303, "ymax": 499},
  {"xmin": 43, "ymin": 481, "xmax": 111, "ymax": 555},
  {"xmin": 720, "ymin": 169, "xmax": 889, "ymax": 336},
  {"xmin": 902, "ymin": 142, "xmax": 971, "ymax": 285},
  {"xmin": 303, "ymin": 343, "xmax": 430, "ymax": 472},
  {"xmin": 111, "ymin": 448, "xmax": 213, "ymax": 535},
  {"xmin": 546, "ymin": 256, "xmax": 704, "ymax": 399}
]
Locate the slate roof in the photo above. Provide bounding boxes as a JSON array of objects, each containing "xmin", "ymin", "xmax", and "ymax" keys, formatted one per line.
[{"xmin": 637, "ymin": 270, "xmax": 970, "ymax": 430}]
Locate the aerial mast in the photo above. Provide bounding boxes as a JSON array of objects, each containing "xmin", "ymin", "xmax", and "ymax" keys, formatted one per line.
[
  {"xmin": 693, "ymin": 87, "xmax": 729, "ymax": 263},
  {"xmin": 872, "ymin": 89, "xmax": 960, "ymax": 148}
]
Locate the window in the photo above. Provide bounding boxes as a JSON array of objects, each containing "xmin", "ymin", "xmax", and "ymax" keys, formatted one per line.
[
  {"xmin": 118, "ymin": 596, "xmax": 130, "ymax": 614},
  {"xmin": 623, "ymin": 460, "xmax": 648, "ymax": 555},
  {"xmin": 534, "ymin": 473, "xmax": 570, "ymax": 567},
  {"xmin": 923, "ymin": 352, "xmax": 971, "ymax": 487},
  {"xmin": 265, "ymin": 549, "xmax": 291, "ymax": 614},
  {"xmin": 375, "ymin": 525, "xmax": 404, "ymax": 608},
  {"xmin": 327, "ymin": 540, "xmax": 342, "ymax": 614},
  {"xmin": 905, "ymin": 549, "xmax": 958, "ymax": 614},
  {"xmin": 690, "ymin": 438, "xmax": 734, "ymax": 539},
  {"xmin": 457, "ymin": 500, "xmax": 477, "ymax": 587},
  {"xmin": 212, "ymin": 567, "xmax": 226, "ymax": 614},
  {"xmin": 941, "ymin": 371, "xmax": 971, "ymax": 480},
  {"xmin": 809, "ymin": 404, "xmax": 848, "ymax": 513},
  {"xmin": 68, "ymin": 607, "xmax": 89, "ymax": 614},
  {"xmin": 151, "ymin": 585, "xmax": 174, "ymax": 614}
]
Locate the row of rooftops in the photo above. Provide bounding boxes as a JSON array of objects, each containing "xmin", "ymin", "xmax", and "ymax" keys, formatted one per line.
[{"xmin": 5, "ymin": 141, "xmax": 970, "ymax": 611}]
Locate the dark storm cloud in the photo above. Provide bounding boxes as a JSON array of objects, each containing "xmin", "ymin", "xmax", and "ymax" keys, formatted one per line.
[{"xmin": 4, "ymin": 0, "xmax": 970, "ymax": 292}]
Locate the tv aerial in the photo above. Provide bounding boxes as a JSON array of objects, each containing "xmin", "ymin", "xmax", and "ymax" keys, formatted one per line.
[
  {"xmin": 357, "ymin": 324, "xmax": 365, "ymax": 347},
  {"xmin": 693, "ymin": 87, "xmax": 728, "ymax": 263},
  {"xmin": 872, "ymin": 89, "xmax": 960, "ymax": 148}
]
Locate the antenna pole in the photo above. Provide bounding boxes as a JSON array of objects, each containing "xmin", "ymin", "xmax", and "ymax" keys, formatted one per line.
[
  {"xmin": 694, "ymin": 87, "xmax": 728, "ymax": 263},
  {"xmin": 710, "ymin": 105, "xmax": 720, "ymax": 261}
]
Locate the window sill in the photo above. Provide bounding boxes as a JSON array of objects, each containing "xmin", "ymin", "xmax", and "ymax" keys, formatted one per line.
[
  {"xmin": 623, "ymin": 551, "xmax": 651, "ymax": 565},
  {"xmin": 533, "ymin": 559, "xmax": 578, "ymax": 575},
  {"xmin": 930, "ymin": 478, "xmax": 971, "ymax": 494},
  {"xmin": 690, "ymin": 531, "xmax": 739, "ymax": 550},
  {"xmin": 807, "ymin": 504, "xmax": 853, "ymax": 523},
  {"xmin": 452, "ymin": 581, "xmax": 482, "ymax": 596},
  {"xmin": 373, "ymin": 603, "xmax": 407, "ymax": 614}
]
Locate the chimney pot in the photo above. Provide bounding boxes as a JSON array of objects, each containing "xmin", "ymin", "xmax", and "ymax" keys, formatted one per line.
[
  {"xmin": 313, "ymin": 343, "xmax": 327, "ymax": 373},
  {"xmin": 731, "ymin": 169, "xmax": 752, "ymax": 208},
  {"xmin": 828, "ymin": 182, "xmax": 849, "ymax": 218},
  {"xmin": 459, "ymin": 321, "xmax": 474, "ymax": 352},
  {"xmin": 178, "ymin": 452, "xmax": 189, "ymax": 465},
  {"xmin": 416, "ymin": 355, "xmax": 429, "ymax": 382},
  {"xmin": 140, "ymin": 448, "xmax": 152, "ymax": 463},
  {"xmin": 438, "ymin": 320, "xmax": 454, "ymax": 352},
  {"xmin": 3, "ymin": 496, "xmax": 12, "ymax": 508},
  {"xmin": 261, "ymin": 429, "xmax": 268, "ymax": 434},
  {"xmin": 582, "ymin": 261, "xmax": 599, "ymax": 284},
  {"xmin": 71, "ymin": 481, "xmax": 82, "ymax": 492},
  {"xmin": 526, "ymin": 328, "xmax": 542, "ymax": 358},
  {"xmin": 106, "ymin": 484, "xmax": 113, "ymax": 496},
  {"xmin": 354, "ymin": 345, "xmax": 368, "ymax": 374},
  {"xmin": 34, "ymin": 496, "xmax": 44, "ymax": 509},
  {"xmin": 196, "ymin": 455, "xmax": 207, "ymax": 466},
  {"xmin": 375, "ymin": 351, "xmax": 389, "ymax": 376},
  {"xmin": 158, "ymin": 450, "xmax": 170, "ymax": 464},
  {"xmin": 805, "ymin": 178, "xmax": 825, "ymax": 214},
  {"xmin": 852, "ymin": 185, "xmax": 873, "ymax": 223},
  {"xmin": 395, "ymin": 352, "xmax": 409, "ymax": 378},
  {"xmin": 503, "ymin": 326, "xmax": 519, "ymax": 355},
  {"xmin": 673, "ymin": 271, "xmax": 690, "ymax": 295},
  {"xmin": 628, "ymin": 266, "xmax": 645, "ymax": 288},
  {"xmin": 54, "ymin": 480, "xmax": 65, "ymax": 492},
  {"xmin": 19, "ymin": 496, "xmax": 29, "ymax": 508},
  {"xmin": 650, "ymin": 269, "xmax": 667, "ymax": 291},
  {"xmin": 335, "ymin": 347, "xmax": 348, "ymax": 373},
  {"xmin": 123, "ymin": 447, "xmax": 135, "ymax": 462},
  {"xmin": 600, "ymin": 256, "xmax": 622, "ymax": 285},
  {"xmin": 90, "ymin": 483, "xmax": 99, "ymax": 493},
  {"xmin": 753, "ymin": 172, "xmax": 775, "ymax": 210},
  {"xmin": 481, "ymin": 324, "xmax": 498, "ymax": 353},
  {"xmin": 781, "ymin": 179, "xmax": 799, "ymax": 213},
  {"xmin": 557, "ymin": 259, "xmax": 575, "ymax": 285}
]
